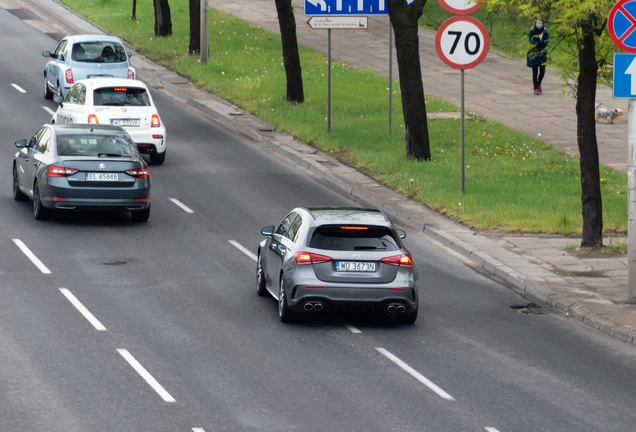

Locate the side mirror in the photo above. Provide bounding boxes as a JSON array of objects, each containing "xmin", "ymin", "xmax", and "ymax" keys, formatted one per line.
[
  {"xmin": 15, "ymin": 139, "xmax": 27, "ymax": 148},
  {"xmin": 53, "ymin": 95, "xmax": 64, "ymax": 104},
  {"xmin": 261, "ymin": 226, "xmax": 275, "ymax": 236},
  {"xmin": 397, "ymin": 229, "xmax": 406, "ymax": 239},
  {"xmin": 127, "ymin": 52, "xmax": 133, "ymax": 58},
  {"xmin": 42, "ymin": 51, "xmax": 51, "ymax": 58}
]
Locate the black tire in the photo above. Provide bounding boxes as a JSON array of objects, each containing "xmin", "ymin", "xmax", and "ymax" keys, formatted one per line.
[
  {"xmin": 33, "ymin": 182, "xmax": 52, "ymax": 221},
  {"xmin": 131, "ymin": 205, "xmax": 150, "ymax": 222},
  {"xmin": 43, "ymin": 74, "xmax": 53, "ymax": 100},
  {"xmin": 278, "ymin": 278, "xmax": 296, "ymax": 323},
  {"xmin": 13, "ymin": 165, "xmax": 28, "ymax": 202},
  {"xmin": 398, "ymin": 306, "xmax": 418, "ymax": 325},
  {"xmin": 256, "ymin": 252, "xmax": 268, "ymax": 297},
  {"xmin": 149, "ymin": 150, "xmax": 166, "ymax": 165}
]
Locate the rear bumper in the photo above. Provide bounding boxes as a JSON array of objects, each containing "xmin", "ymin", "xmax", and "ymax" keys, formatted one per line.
[
  {"xmin": 43, "ymin": 196, "xmax": 150, "ymax": 211},
  {"xmin": 41, "ymin": 182, "xmax": 150, "ymax": 211},
  {"xmin": 126, "ymin": 128, "xmax": 167, "ymax": 154}
]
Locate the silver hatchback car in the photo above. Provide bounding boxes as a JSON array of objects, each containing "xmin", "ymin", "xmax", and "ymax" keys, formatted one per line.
[{"xmin": 257, "ymin": 207, "xmax": 419, "ymax": 323}]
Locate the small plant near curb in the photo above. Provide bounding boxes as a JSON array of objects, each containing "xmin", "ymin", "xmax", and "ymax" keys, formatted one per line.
[{"xmin": 565, "ymin": 240, "xmax": 628, "ymax": 257}]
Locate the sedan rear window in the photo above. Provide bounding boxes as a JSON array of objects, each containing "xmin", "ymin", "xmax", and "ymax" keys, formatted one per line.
[
  {"xmin": 57, "ymin": 135, "xmax": 137, "ymax": 157},
  {"xmin": 309, "ymin": 225, "xmax": 399, "ymax": 251},
  {"xmin": 93, "ymin": 88, "xmax": 151, "ymax": 107},
  {"xmin": 72, "ymin": 42, "xmax": 127, "ymax": 63}
]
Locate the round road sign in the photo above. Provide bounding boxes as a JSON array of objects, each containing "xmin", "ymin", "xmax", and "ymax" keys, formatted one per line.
[
  {"xmin": 437, "ymin": 0, "xmax": 484, "ymax": 15},
  {"xmin": 609, "ymin": 0, "xmax": 636, "ymax": 53},
  {"xmin": 435, "ymin": 16, "xmax": 490, "ymax": 70}
]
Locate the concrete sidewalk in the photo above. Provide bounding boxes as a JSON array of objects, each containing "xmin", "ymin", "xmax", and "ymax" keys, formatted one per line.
[{"xmin": 11, "ymin": 0, "xmax": 636, "ymax": 345}]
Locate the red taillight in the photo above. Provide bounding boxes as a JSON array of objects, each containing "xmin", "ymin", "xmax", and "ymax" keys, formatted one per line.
[
  {"xmin": 48, "ymin": 166, "xmax": 78, "ymax": 177},
  {"xmin": 340, "ymin": 226, "xmax": 368, "ymax": 230},
  {"xmin": 87, "ymin": 114, "xmax": 99, "ymax": 124},
  {"xmin": 65, "ymin": 69, "xmax": 73, "ymax": 84},
  {"xmin": 295, "ymin": 252, "xmax": 332, "ymax": 265},
  {"xmin": 126, "ymin": 167, "xmax": 149, "ymax": 179},
  {"xmin": 380, "ymin": 254, "xmax": 413, "ymax": 267},
  {"xmin": 151, "ymin": 114, "xmax": 161, "ymax": 128},
  {"xmin": 387, "ymin": 288, "xmax": 406, "ymax": 291},
  {"xmin": 127, "ymin": 69, "xmax": 135, "ymax": 79}
]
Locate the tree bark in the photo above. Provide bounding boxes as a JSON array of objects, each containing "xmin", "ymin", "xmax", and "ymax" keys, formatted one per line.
[
  {"xmin": 576, "ymin": 21, "xmax": 603, "ymax": 247},
  {"xmin": 388, "ymin": 0, "xmax": 430, "ymax": 160},
  {"xmin": 274, "ymin": 0, "xmax": 304, "ymax": 103},
  {"xmin": 153, "ymin": 0, "xmax": 172, "ymax": 37},
  {"xmin": 189, "ymin": 0, "xmax": 201, "ymax": 55}
]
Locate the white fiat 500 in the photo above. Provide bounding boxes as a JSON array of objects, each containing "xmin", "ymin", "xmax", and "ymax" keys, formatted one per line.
[{"xmin": 52, "ymin": 78, "xmax": 167, "ymax": 165}]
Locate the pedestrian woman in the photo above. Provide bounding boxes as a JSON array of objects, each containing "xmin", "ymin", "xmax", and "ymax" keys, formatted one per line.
[{"xmin": 527, "ymin": 19, "xmax": 549, "ymax": 95}]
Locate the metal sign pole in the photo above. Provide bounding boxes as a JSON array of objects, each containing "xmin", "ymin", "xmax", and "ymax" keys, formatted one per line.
[
  {"xmin": 200, "ymin": 0, "xmax": 208, "ymax": 64},
  {"xmin": 388, "ymin": 23, "xmax": 393, "ymax": 134},
  {"xmin": 328, "ymin": 29, "xmax": 332, "ymax": 133},
  {"xmin": 629, "ymin": 99, "xmax": 636, "ymax": 302},
  {"xmin": 461, "ymin": 69, "xmax": 465, "ymax": 194}
]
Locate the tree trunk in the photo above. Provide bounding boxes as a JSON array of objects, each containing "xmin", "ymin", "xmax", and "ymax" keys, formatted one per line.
[
  {"xmin": 576, "ymin": 22, "xmax": 603, "ymax": 247},
  {"xmin": 189, "ymin": 0, "xmax": 201, "ymax": 55},
  {"xmin": 274, "ymin": 0, "xmax": 304, "ymax": 103},
  {"xmin": 153, "ymin": 0, "xmax": 172, "ymax": 37},
  {"xmin": 131, "ymin": 0, "xmax": 137, "ymax": 20},
  {"xmin": 388, "ymin": 0, "xmax": 430, "ymax": 160}
]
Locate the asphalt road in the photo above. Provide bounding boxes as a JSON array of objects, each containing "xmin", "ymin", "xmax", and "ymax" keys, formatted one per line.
[{"xmin": 1, "ymin": 6, "xmax": 635, "ymax": 432}]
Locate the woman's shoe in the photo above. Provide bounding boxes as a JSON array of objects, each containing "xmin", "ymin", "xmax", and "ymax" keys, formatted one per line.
[
  {"xmin": 534, "ymin": 88, "xmax": 540, "ymax": 95},
  {"xmin": 538, "ymin": 84, "xmax": 543, "ymax": 94}
]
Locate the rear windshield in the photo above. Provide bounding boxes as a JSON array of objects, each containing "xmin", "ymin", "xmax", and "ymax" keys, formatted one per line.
[
  {"xmin": 309, "ymin": 225, "xmax": 399, "ymax": 251},
  {"xmin": 57, "ymin": 134, "xmax": 137, "ymax": 157},
  {"xmin": 94, "ymin": 87, "xmax": 151, "ymax": 107},
  {"xmin": 72, "ymin": 42, "xmax": 128, "ymax": 63}
]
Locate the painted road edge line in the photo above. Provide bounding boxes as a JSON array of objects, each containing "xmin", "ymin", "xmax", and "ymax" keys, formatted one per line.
[
  {"xmin": 117, "ymin": 349, "xmax": 176, "ymax": 402},
  {"xmin": 169, "ymin": 197, "xmax": 194, "ymax": 213},
  {"xmin": 12, "ymin": 239, "xmax": 51, "ymax": 274},
  {"xmin": 59, "ymin": 288, "xmax": 106, "ymax": 331},
  {"xmin": 375, "ymin": 347, "xmax": 455, "ymax": 401},
  {"xmin": 229, "ymin": 240, "xmax": 257, "ymax": 262},
  {"xmin": 42, "ymin": 106, "xmax": 56, "ymax": 116},
  {"xmin": 11, "ymin": 83, "xmax": 26, "ymax": 93}
]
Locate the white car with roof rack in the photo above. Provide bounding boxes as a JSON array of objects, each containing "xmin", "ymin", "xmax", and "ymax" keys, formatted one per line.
[{"xmin": 52, "ymin": 78, "xmax": 167, "ymax": 165}]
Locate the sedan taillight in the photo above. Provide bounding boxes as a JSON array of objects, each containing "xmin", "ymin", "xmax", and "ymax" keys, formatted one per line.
[
  {"xmin": 295, "ymin": 252, "xmax": 332, "ymax": 265},
  {"xmin": 125, "ymin": 167, "xmax": 149, "ymax": 179},
  {"xmin": 48, "ymin": 166, "xmax": 78, "ymax": 177},
  {"xmin": 65, "ymin": 69, "xmax": 74, "ymax": 84},
  {"xmin": 151, "ymin": 114, "xmax": 161, "ymax": 128},
  {"xmin": 380, "ymin": 254, "xmax": 413, "ymax": 267},
  {"xmin": 88, "ymin": 114, "xmax": 99, "ymax": 124},
  {"xmin": 127, "ymin": 68, "xmax": 135, "ymax": 79}
]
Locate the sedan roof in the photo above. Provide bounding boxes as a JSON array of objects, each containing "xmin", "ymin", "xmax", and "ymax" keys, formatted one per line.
[{"xmin": 305, "ymin": 207, "xmax": 392, "ymax": 226}]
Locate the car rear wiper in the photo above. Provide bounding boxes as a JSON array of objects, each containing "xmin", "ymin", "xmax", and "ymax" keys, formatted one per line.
[
  {"xmin": 353, "ymin": 245, "xmax": 382, "ymax": 250},
  {"xmin": 98, "ymin": 153, "xmax": 124, "ymax": 157}
]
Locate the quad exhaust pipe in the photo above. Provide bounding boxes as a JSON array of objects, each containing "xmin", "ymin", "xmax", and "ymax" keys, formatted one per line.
[
  {"xmin": 387, "ymin": 303, "xmax": 406, "ymax": 314},
  {"xmin": 303, "ymin": 302, "xmax": 323, "ymax": 311}
]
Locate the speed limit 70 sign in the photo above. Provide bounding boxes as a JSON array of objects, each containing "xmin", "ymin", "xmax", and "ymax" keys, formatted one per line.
[{"xmin": 435, "ymin": 16, "xmax": 490, "ymax": 70}]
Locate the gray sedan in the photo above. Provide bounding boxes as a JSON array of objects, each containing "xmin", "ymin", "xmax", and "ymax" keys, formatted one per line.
[
  {"xmin": 257, "ymin": 207, "xmax": 419, "ymax": 323},
  {"xmin": 12, "ymin": 124, "xmax": 150, "ymax": 221}
]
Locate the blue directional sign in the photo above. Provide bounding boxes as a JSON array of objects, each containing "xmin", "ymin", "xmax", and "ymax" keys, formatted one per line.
[
  {"xmin": 305, "ymin": 0, "xmax": 413, "ymax": 16},
  {"xmin": 613, "ymin": 54, "xmax": 636, "ymax": 98}
]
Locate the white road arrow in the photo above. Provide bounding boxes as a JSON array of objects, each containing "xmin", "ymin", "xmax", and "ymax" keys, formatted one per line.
[
  {"xmin": 627, "ymin": 56, "xmax": 636, "ymax": 95},
  {"xmin": 307, "ymin": 0, "xmax": 327, "ymax": 11}
]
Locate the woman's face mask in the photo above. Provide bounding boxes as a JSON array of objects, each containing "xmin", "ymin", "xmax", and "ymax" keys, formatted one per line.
[{"xmin": 536, "ymin": 23, "xmax": 543, "ymax": 30}]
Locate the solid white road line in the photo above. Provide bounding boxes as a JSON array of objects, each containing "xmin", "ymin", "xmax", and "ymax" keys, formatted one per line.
[
  {"xmin": 337, "ymin": 318, "xmax": 361, "ymax": 334},
  {"xmin": 484, "ymin": 428, "xmax": 501, "ymax": 432},
  {"xmin": 11, "ymin": 83, "xmax": 26, "ymax": 93},
  {"xmin": 12, "ymin": 239, "xmax": 51, "ymax": 274},
  {"xmin": 117, "ymin": 349, "xmax": 176, "ymax": 402},
  {"xmin": 169, "ymin": 198, "xmax": 194, "ymax": 214},
  {"xmin": 376, "ymin": 347, "xmax": 455, "ymax": 401},
  {"xmin": 228, "ymin": 240, "xmax": 257, "ymax": 262},
  {"xmin": 42, "ymin": 106, "xmax": 56, "ymax": 116},
  {"xmin": 59, "ymin": 288, "xmax": 106, "ymax": 331}
]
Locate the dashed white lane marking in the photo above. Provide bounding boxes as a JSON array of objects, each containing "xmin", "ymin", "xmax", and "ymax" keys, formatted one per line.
[
  {"xmin": 12, "ymin": 239, "xmax": 51, "ymax": 274},
  {"xmin": 59, "ymin": 288, "xmax": 106, "ymax": 331},
  {"xmin": 169, "ymin": 197, "xmax": 194, "ymax": 213},
  {"xmin": 228, "ymin": 240, "xmax": 257, "ymax": 262},
  {"xmin": 376, "ymin": 347, "xmax": 455, "ymax": 401},
  {"xmin": 11, "ymin": 83, "xmax": 26, "ymax": 93},
  {"xmin": 42, "ymin": 106, "xmax": 56, "ymax": 116},
  {"xmin": 192, "ymin": 429, "xmax": 206, "ymax": 432},
  {"xmin": 117, "ymin": 349, "xmax": 176, "ymax": 402},
  {"xmin": 337, "ymin": 318, "xmax": 361, "ymax": 334},
  {"xmin": 484, "ymin": 428, "xmax": 501, "ymax": 432}
]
